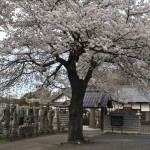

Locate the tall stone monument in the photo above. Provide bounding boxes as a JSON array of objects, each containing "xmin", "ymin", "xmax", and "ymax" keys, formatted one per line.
[
  {"xmin": 3, "ymin": 105, "xmax": 10, "ymax": 136},
  {"xmin": 10, "ymin": 110, "xmax": 18, "ymax": 140}
]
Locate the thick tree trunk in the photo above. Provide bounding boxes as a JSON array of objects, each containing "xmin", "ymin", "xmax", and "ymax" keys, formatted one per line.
[
  {"xmin": 65, "ymin": 56, "xmax": 95, "ymax": 142},
  {"xmin": 68, "ymin": 79, "xmax": 86, "ymax": 142}
]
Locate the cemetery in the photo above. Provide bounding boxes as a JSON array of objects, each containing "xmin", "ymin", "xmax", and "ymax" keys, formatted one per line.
[{"xmin": 0, "ymin": 102, "xmax": 57, "ymax": 140}]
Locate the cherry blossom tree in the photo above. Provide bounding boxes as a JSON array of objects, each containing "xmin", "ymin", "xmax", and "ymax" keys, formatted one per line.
[{"xmin": 0, "ymin": 0, "xmax": 150, "ymax": 142}]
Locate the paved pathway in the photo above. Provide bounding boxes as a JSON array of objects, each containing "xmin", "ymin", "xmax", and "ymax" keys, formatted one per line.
[
  {"xmin": 0, "ymin": 130, "xmax": 100, "ymax": 150},
  {"xmin": 1, "ymin": 131, "xmax": 150, "ymax": 150},
  {"xmin": 0, "ymin": 133, "xmax": 68, "ymax": 150}
]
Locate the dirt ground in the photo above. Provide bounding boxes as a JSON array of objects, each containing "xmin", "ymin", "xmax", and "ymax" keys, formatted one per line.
[{"xmin": 0, "ymin": 131, "xmax": 150, "ymax": 150}]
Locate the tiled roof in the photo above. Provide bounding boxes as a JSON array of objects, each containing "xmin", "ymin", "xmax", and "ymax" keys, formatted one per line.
[
  {"xmin": 113, "ymin": 86, "xmax": 150, "ymax": 103},
  {"xmin": 50, "ymin": 93, "xmax": 65, "ymax": 103},
  {"xmin": 83, "ymin": 91, "xmax": 112, "ymax": 108},
  {"xmin": 51, "ymin": 100, "xmax": 70, "ymax": 108},
  {"xmin": 51, "ymin": 90, "xmax": 113, "ymax": 108}
]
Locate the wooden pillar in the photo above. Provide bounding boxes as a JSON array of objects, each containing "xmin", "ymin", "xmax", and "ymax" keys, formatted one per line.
[{"xmin": 89, "ymin": 108, "xmax": 96, "ymax": 128}]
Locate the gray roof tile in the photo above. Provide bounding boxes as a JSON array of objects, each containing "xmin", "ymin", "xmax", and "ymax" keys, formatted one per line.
[
  {"xmin": 51, "ymin": 90, "xmax": 113, "ymax": 108},
  {"xmin": 114, "ymin": 87, "xmax": 150, "ymax": 103}
]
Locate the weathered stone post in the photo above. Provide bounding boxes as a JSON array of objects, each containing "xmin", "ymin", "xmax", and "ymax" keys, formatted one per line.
[
  {"xmin": 38, "ymin": 108, "xmax": 44, "ymax": 134},
  {"xmin": 0, "ymin": 121, "xmax": 4, "ymax": 134},
  {"xmin": 89, "ymin": 108, "xmax": 96, "ymax": 128},
  {"xmin": 3, "ymin": 105, "xmax": 10, "ymax": 136},
  {"xmin": 101, "ymin": 107, "xmax": 105, "ymax": 132},
  {"xmin": 41, "ymin": 107, "xmax": 47, "ymax": 134},
  {"xmin": 52, "ymin": 109, "xmax": 60, "ymax": 132},
  {"xmin": 33, "ymin": 109, "xmax": 39, "ymax": 135},
  {"xmin": 48, "ymin": 110, "xmax": 53, "ymax": 133},
  {"xmin": 10, "ymin": 110, "xmax": 18, "ymax": 140}
]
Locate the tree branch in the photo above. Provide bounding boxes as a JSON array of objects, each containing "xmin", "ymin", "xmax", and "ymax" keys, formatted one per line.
[
  {"xmin": 55, "ymin": 54, "xmax": 68, "ymax": 67},
  {"xmin": 84, "ymin": 57, "xmax": 98, "ymax": 86},
  {"xmin": 47, "ymin": 64, "xmax": 62, "ymax": 80}
]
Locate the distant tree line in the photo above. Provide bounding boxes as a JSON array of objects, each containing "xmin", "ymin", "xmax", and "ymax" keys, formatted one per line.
[{"xmin": 18, "ymin": 90, "xmax": 61, "ymax": 106}]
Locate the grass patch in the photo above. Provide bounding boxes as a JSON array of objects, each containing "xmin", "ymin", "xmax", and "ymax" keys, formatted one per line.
[{"xmin": 0, "ymin": 136, "xmax": 10, "ymax": 144}]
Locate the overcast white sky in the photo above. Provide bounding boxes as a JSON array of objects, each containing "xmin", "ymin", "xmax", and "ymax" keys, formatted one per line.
[
  {"xmin": 0, "ymin": 32, "xmax": 6, "ymax": 40},
  {"xmin": 0, "ymin": 32, "xmax": 34, "ymax": 98}
]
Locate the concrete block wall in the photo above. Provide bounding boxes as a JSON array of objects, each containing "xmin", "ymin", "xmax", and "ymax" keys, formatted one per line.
[{"xmin": 104, "ymin": 113, "xmax": 140, "ymax": 133}]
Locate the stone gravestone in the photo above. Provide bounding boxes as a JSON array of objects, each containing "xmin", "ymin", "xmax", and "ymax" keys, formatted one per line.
[
  {"xmin": 0, "ymin": 121, "xmax": 4, "ymax": 134},
  {"xmin": 33, "ymin": 109, "xmax": 39, "ymax": 135},
  {"xmin": 48, "ymin": 110, "xmax": 53, "ymax": 133},
  {"xmin": 38, "ymin": 109, "xmax": 45, "ymax": 134},
  {"xmin": 43, "ymin": 109, "xmax": 49, "ymax": 134},
  {"xmin": 52, "ymin": 109, "xmax": 60, "ymax": 132},
  {"xmin": 10, "ymin": 110, "xmax": 18, "ymax": 140},
  {"xmin": 3, "ymin": 105, "xmax": 10, "ymax": 136}
]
